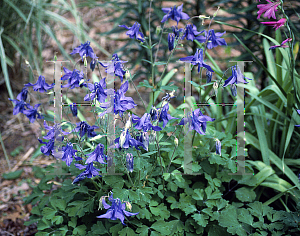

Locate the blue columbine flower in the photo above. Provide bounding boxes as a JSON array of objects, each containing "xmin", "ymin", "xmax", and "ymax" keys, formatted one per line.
[
  {"xmin": 97, "ymin": 193, "xmax": 139, "ymax": 225},
  {"xmin": 126, "ymin": 153, "xmax": 134, "ymax": 172},
  {"xmin": 149, "ymin": 106, "xmax": 158, "ymax": 121},
  {"xmin": 61, "ymin": 67, "xmax": 87, "ymax": 89},
  {"xmin": 113, "ymin": 129, "xmax": 143, "ymax": 150},
  {"xmin": 180, "ymin": 48, "xmax": 214, "ymax": 73},
  {"xmin": 197, "ymin": 29, "xmax": 227, "ymax": 49},
  {"xmin": 158, "ymin": 103, "xmax": 178, "ymax": 128},
  {"xmin": 119, "ymin": 22, "xmax": 144, "ymax": 42},
  {"xmin": 172, "ymin": 26, "xmax": 184, "ymax": 38},
  {"xmin": 90, "ymin": 59, "xmax": 97, "ymax": 71},
  {"xmin": 84, "ymin": 77, "xmax": 107, "ymax": 103},
  {"xmin": 43, "ymin": 121, "xmax": 69, "ymax": 141},
  {"xmin": 52, "ymin": 142, "xmax": 81, "ymax": 166},
  {"xmin": 99, "ymin": 54, "xmax": 126, "ymax": 82},
  {"xmin": 216, "ymin": 139, "xmax": 222, "ymax": 155},
  {"xmin": 22, "ymin": 104, "xmax": 43, "ymax": 123},
  {"xmin": 181, "ymin": 24, "xmax": 204, "ymax": 41},
  {"xmin": 38, "ymin": 138, "xmax": 55, "ymax": 156},
  {"xmin": 99, "ymin": 81, "xmax": 137, "ymax": 117},
  {"xmin": 73, "ymin": 121, "xmax": 99, "ymax": 139},
  {"xmin": 73, "ymin": 163, "xmax": 101, "ymax": 184},
  {"xmin": 206, "ymin": 70, "xmax": 212, "ymax": 83},
  {"xmin": 85, "ymin": 143, "xmax": 107, "ymax": 164},
  {"xmin": 223, "ymin": 65, "xmax": 251, "ymax": 96},
  {"xmin": 132, "ymin": 113, "xmax": 162, "ymax": 132},
  {"xmin": 70, "ymin": 41, "xmax": 98, "ymax": 61},
  {"xmin": 136, "ymin": 132, "xmax": 150, "ymax": 151},
  {"xmin": 8, "ymin": 99, "xmax": 29, "ymax": 115},
  {"xmin": 25, "ymin": 75, "xmax": 54, "ymax": 93},
  {"xmin": 70, "ymin": 103, "xmax": 77, "ymax": 117},
  {"xmin": 16, "ymin": 87, "xmax": 28, "ymax": 102},
  {"xmin": 161, "ymin": 4, "xmax": 190, "ymax": 25},
  {"xmin": 178, "ymin": 109, "xmax": 215, "ymax": 135}
]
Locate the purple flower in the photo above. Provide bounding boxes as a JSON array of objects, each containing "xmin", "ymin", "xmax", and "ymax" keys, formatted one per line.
[
  {"xmin": 168, "ymin": 33, "xmax": 175, "ymax": 51},
  {"xmin": 180, "ymin": 48, "xmax": 214, "ymax": 73},
  {"xmin": 16, "ymin": 87, "xmax": 28, "ymax": 102},
  {"xmin": 113, "ymin": 129, "xmax": 143, "ymax": 150},
  {"xmin": 136, "ymin": 132, "xmax": 149, "ymax": 151},
  {"xmin": 261, "ymin": 18, "xmax": 286, "ymax": 31},
  {"xmin": 158, "ymin": 103, "xmax": 178, "ymax": 128},
  {"xmin": 96, "ymin": 193, "xmax": 139, "ymax": 225},
  {"xmin": 178, "ymin": 109, "xmax": 215, "ymax": 135},
  {"xmin": 161, "ymin": 4, "xmax": 190, "ymax": 25},
  {"xmin": 70, "ymin": 103, "xmax": 77, "ymax": 117},
  {"xmin": 132, "ymin": 113, "xmax": 162, "ymax": 132},
  {"xmin": 119, "ymin": 22, "xmax": 144, "ymax": 42},
  {"xmin": 85, "ymin": 143, "xmax": 107, "ymax": 164},
  {"xmin": 257, "ymin": 0, "xmax": 280, "ymax": 20},
  {"xmin": 84, "ymin": 78, "xmax": 107, "ymax": 103},
  {"xmin": 38, "ymin": 138, "xmax": 55, "ymax": 156},
  {"xmin": 181, "ymin": 24, "xmax": 204, "ymax": 41},
  {"xmin": 223, "ymin": 65, "xmax": 251, "ymax": 89},
  {"xmin": 25, "ymin": 75, "xmax": 54, "ymax": 93},
  {"xmin": 43, "ymin": 120, "xmax": 69, "ymax": 141},
  {"xmin": 73, "ymin": 121, "xmax": 99, "ymax": 139},
  {"xmin": 206, "ymin": 70, "xmax": 212, "ymax": 83},
  {"xmin": 269, "ymin": 38, "xmax": 292, "ymax": 50},
  {"xmin": 99, "ymin": 81, "xmax": 137, "ymax": 117},
  {"xmin": 90, "ymin": 59, "xmax": 97, "ymax": 71},
  {"xmin": 216, "ymin": 139, "xmax": 221, "ymax": 155},
  {"xmin": 230, "ymin": 84, "xmax": 237, "ymax": 97},
  {"xmin": 73, "ymin": 163, "xmax": 101, "ymax": 184},
  {"xmin": 70, "ymin": 41, "xmax": 98, "ymax": 61},
  {"xmin": 8, "ymin": 99, "xmax": 28, "ymax": 115},
  {"xmin": 126, "ymin": 153, "xmax": 134, "ymax": 172},
  {"xmin": 22, "ymin": 104, "xmax": 43, "ymax": 123},
  {"xmin": 172, "ymin": 26, "xmax": 184, "ymax": 38},
  {"xmin": 149, "ymin": 106, "xmax": 158, "ymax": 121},
  {"xmin": 99, "ymin": 54, "xmax": 126, "ymax": 82},
  {"xmin": 196, "ymin": 29, "xmax": 227, "ymax": 49},
  {"xmin": 61, "ymin": 67, "xmax": 86, "ymax": 89},
  {"xmin": 52, "ymin": 142, "xmax": 81, "ymax": 166}
]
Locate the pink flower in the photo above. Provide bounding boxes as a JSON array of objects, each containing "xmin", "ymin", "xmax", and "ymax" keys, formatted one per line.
[
  {"xmin": 261, "ymin": 18, "xmax": 286, "ymax": 31},
  {"xmin": 257, "ymin": 0, "xmax": 281, "ymax": 20},
  {"xmin": 269, "ymin": 38, "xmax": 292, "ymax": 50}
]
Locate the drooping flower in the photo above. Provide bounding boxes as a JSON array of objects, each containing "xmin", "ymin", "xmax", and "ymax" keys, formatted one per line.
[
  {"xmin": 196, "ymin": 29, "xmax": 227, "ymax": 49},
  {"xmin": 113, "ymin": 129, "xmax": 143, "ymax": 150},
  {"xmin": 158, "ymin": 103, "xmax": 178, "ymax": 128},
  {"xmin": 261, "ymin": 18, "xmax": 286, "ymax": 31},
  {"xmin": 181, "ymin": 24, "xmax": 204, "ymax": 41},
  {"xmin": 73, "ymin": 121, "xmax": 99, "ymax": 139},
  {"xmin": 43, "ymin": 121, "xmax": 69, "ymax": 141},
  {"xmin": 22, "ymin": 104, "xmax": 43, "ymax": 123},
  {"xmin": 8, "ymin": 99, "xmax": 28, "ymax": 115},
  {"xmin": 178, "ymin": 109, "xmax": 215, "ymax": 135},
  {"xmin": 61, "ymin": 67, "xmax": 86, "ymax": 89},
  {"xmin": 269, "ymin": 38, "xmax": 292, "ymax": 50},
  {"xmin": 119, "ymin": 22, "xmax": 144, "ymax": 42},
  {"xmin": 70, "ymin": 41, "xmax": 98, "ymax": 61},
  {"xmin": 85, "ymin": 143, "xmax": 107, "ymax": 164},
  {"xmin": 223, "ymin": 65, "xmax": 251, "ymax": 89},
  {"xmin": 99, "ymin": 81, "xmax": 137, "ymax": 117},
  {"xmin": 52, "ymin": 142, "xmax": 82, "ymax": 166},
  {"xmin": 70, "ymin": 103, "xmax": 77, "ymax": 117},
  {"xmin": 206, "ymin": 70, "xmax": 212, "ymax": 83},
  {"xmin": 126, "ymin": 153, "xmax": 134, "ymax": 172},
  {"xmin": 99, "ymin": 54, "xmax": 127, "ymax": 82},
  {"xmin": 132, "ymin": 113, "xmax": 162, "ymax": 132},
  {"xmin": 16, "ymin": 87, "xmax": 28, "ymax": 102},
  {"xmin": 172, "ymin": 26, "xmax": 184, "ymax": 38},
  {"xmin": 180, "ymin": 48, "xmax": 214, "ymax": 73},
  {"xmin": 149, "ymin": 106, "xmax": 158, "ymax": 121},
  {"xmin": 84, "ymin": 77, "xmax": 107, "ymax": 103},
  {"xmin": 73, "ymin": 163, "xmax": 101, "ymax": 184},
  {"xmin": 25, "ymin": 75, "xmax": 54, "ymax": 93},
  {"xmin": 96, "ymin": 193, "xmax": 139, "ymax": 225},
  {"xmin": 161, "ymin": 4, "xmax": 190, "ymax": 25},
  {"xmin": 136, "ymin": 132, "xmax": 150, "ymax": 151},
  {"xmin": 257, "ymin": 0, "xmax": 280, "ymax": 20},
  {"xmin": 90, "ymin": 59, "xmax": 97, "ymax": 71},
  {"xmin": 168, "ymin": 33, "xmax": 175, "ymax": 51},
  {"xmin": 38, "ymin": 138, "xmax": 55, "ymax": 156}
]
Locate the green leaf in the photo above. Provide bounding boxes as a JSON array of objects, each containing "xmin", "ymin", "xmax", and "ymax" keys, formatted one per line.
[
  {"xmin": 238, "ymin": 208, "xmax": 253, "ymax": 225},
  {"xmin": 235, "ymin": 187, "xmax": 256, "ymax": 202},
  {"xmin": 192, "ymin": 213, "xmax": 209, "ymax": 227},
  {"xmin": 151, "ymin": 220, "xmax": 171, "ymax": 236},
  {"xmin": 42, "ymin": 207, "xmax": 57, "ymax": 221},
  {"xmin": 53, "ymin": 215, "xmax": 63, "ymax": 225},
  {"xmin": 149, "ymin": 203, "xmax": 170, "ymax": 220},
  {"xmin": 2, "ymin": 169, "xmax": 23, "ymax": 180},
  {"xmin": 110, "ymin": 223, "xmax": 123, "ymax": 236},
  {"xmin": 119, "ymin": 227, "xmax": 136, "ymax": 236},
  {"xmin": 192, "ymin": 189, "xmax": 204, "ymax": 201},
  {"xmin": 136, "ymin": 225, "xmax": 149, "ymax": 236},
  {"xmin": 50, "ymin": 198, "xmax": 66, "ymax": 211},
  {"xmin": 183, "ymin": 205, "xmax": 197, "ymax": 215}
]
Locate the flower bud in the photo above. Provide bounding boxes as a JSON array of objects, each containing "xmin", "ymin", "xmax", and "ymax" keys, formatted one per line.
[
  {"xmin": 126, "ymin": 153, "xmax": 134, "ymax": 172},
  {"xmin": 213, "ymin": 6, "xmax": 220, "ymax": 18},
  {"xmin": 98, "ymin": 196, "xmax": 105, "ymax": 210},
  {"xmin": 230, "ymin": 84, "xmax": 237, "ymax": 97},
  {"xmin": 215, "ymin": 139, "xmax": 221, "ymax": 155},
  {"xmin": 213, "ymin": 81, "xmax": 218, "ymax": 96},
  {"xmin": 25, "ymin": 60, "xmax": 29, "ymax": 65},
  {"xmin": 119, "ymin": 130, "xmax": 127, "ymax": 148},
  {"xmin": 125, "ymin": 70, "xmax": 130, "ymax": 80},
  {"xmin": 174, "ymin": 137, "xmax": 178, "ymax": 147},
  {"xmin": 126, "ymin": 201, "xmax": 132, "ymax": 211},
  {"xmin": 156, "ymin": 25, "xmax": 162, "ymax": 35},
  {"xmin": 84, "ymin": 55, "xmax": 87, "ymax": 67}
]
